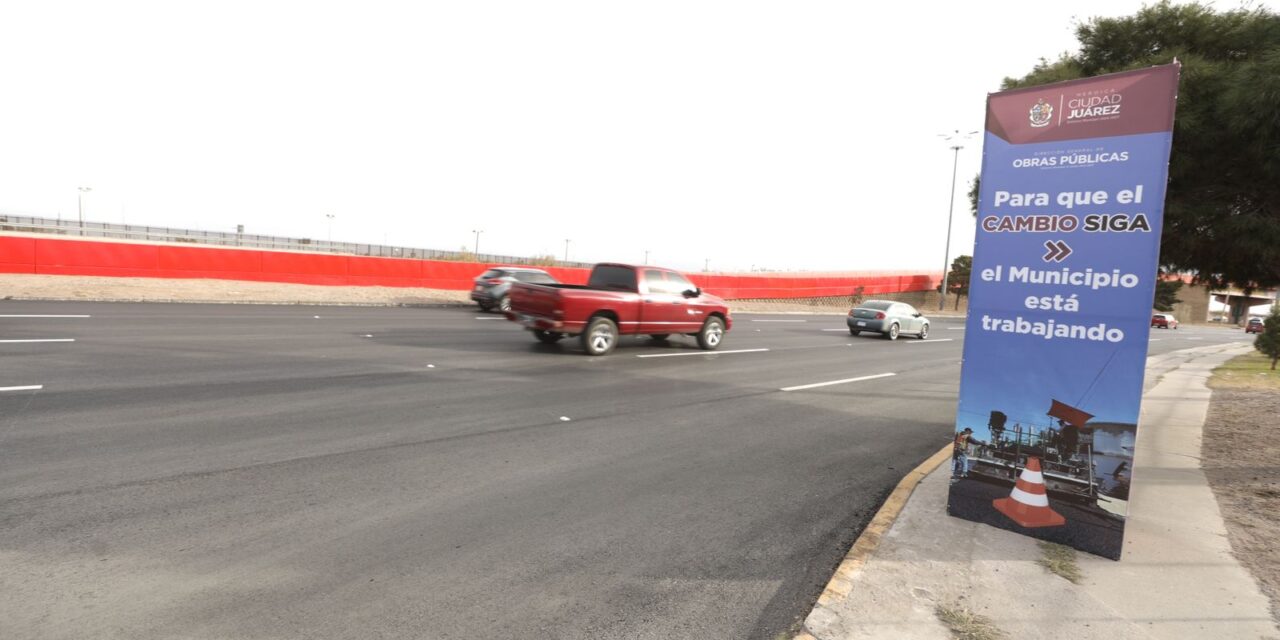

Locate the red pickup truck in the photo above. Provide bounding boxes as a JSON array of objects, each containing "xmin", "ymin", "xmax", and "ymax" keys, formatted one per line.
[{"xmin": 506, "ymin": 263, "xmax": 733, "ymax": 355}]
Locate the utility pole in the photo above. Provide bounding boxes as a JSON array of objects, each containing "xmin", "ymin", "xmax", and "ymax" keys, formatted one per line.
[
  {"xmin": 472, "ymin": 229, "xmax": 483, "ymax": 256},
  {"xmin": 325, "ymin": 214, "xmax": 335, "ymax": 243},
  {"xmin": 938, "ymin": 130, "xmax": 978, "ymax": 311},
  {"xmin": 77, "ymin": 186, "xmax": 92, "ymax": 235},
  {"xmin": 564, "ymin": 238, "xmax": 571, "ymax": 263},
  {"xmin": 704, "ymin": 258, "xmax": 709, "ymax": 272},
  {"xmin": 644, "ymin": 250, "xmax": 649, "ymax": 265}
]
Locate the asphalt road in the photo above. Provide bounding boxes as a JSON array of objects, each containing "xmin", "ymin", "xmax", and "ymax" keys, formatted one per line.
[{"xmin": 0, "ymin": 302, "xmax": 1253, "ymax": 639}]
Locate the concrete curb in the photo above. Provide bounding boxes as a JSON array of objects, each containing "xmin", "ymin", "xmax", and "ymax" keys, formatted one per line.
[{"xmin": 801, "ymin": 444, "xmax": 953, "ymax": 629}]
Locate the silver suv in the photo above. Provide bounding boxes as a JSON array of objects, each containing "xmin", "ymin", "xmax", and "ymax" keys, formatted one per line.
[{"xmin": 471, "ymin": 267, "xmax": 558, "ymax": 312}]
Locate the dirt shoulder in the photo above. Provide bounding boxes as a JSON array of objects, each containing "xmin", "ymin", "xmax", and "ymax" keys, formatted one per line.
[{"xmin": 1205, "ymin": 351, "xmax": 1280, "ymax": 623}]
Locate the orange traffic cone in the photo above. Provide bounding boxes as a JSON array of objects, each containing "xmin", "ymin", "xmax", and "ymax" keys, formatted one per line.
[{"xmin": 993, "ymin": 457, "xmax": 1066, "ymax": 528}]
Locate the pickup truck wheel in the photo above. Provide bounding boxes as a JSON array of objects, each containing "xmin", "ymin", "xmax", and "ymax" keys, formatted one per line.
[
  {"xmin": 697, "ymin": 317, "xmax": 725, "ymax": 350},
  {"xmin": 581, "ymin": 317, "xmax": 618, "ymax": 356},
  {"xmin": 650, "ymin": 334, "xmax": 670, "ymax": 341},
  {"xmin": 498, "ymin": 296, "xmax": 512, "ymax": 313},
  {"xmin": 533, "ymin": 329, "xmax": 563, "ymax": 344}
]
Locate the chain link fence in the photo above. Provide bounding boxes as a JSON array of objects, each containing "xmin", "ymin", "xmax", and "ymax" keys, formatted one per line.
[{"xmin": 0, "ymin": 215, "xmax": 595, "ymax": 269}]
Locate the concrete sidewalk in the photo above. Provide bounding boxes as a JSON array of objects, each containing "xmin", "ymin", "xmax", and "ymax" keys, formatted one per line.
[{"xmin": 801, "ymin": 343, "xmax": 1279, "ymax": 640}]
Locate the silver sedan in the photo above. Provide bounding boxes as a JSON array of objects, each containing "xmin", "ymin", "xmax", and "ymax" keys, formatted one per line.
[{"xmin": 847, "ymin": 300, "xmax": 930, "ymax": 340}]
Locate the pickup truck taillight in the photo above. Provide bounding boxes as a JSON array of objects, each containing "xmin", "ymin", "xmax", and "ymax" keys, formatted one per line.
[{"xmin": 876, "ymin": 312, "xmax": 886, "ymax": 319}]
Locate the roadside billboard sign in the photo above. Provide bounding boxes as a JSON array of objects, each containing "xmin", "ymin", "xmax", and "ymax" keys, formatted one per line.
[{"xmin": 946, "ymin": 64, "xmax": 1180, "ymax": 559}]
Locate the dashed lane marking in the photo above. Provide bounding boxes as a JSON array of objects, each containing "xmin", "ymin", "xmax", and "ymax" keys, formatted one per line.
[
  {"xmin": 0, "ymin": 385, "xmax": 43, "ymax": 392},
  {"xmin": 636, "ymin": 348, "xmax": 770, "ymax": 358},
  {"xmin": 904, "ymin": 338, "xmax": 954, "ymax": 344},
  {"xmin": 780, "ymin": 372, "xmax": 895, "ymax": 392},
  {"xmin": 475, "ymin": 317, "xmax": 505, "ymax": 320},
  {"xmin": 0, "ymin": 339, "xmax": 76, "ymax": 343},
  {"xmin": 751, "ymin": 319, "xmax": 807, "ymax": 323},
  {"xmin": 0, "ymin": 315, "xmax": 91, "ymax": 318}
]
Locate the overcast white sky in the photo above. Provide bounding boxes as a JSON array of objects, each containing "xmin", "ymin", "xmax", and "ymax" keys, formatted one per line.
[{"xmin": 2, "ymin": 1, "xmax": 1269, "ymax": 273}]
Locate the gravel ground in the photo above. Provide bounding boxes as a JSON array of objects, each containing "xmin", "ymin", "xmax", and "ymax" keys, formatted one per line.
[{"xmin": 1204, "ymin": 353, "xmax": 1280, "ymax": 623}]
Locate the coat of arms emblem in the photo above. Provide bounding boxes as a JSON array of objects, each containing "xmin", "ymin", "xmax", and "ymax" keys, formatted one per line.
[{"xmin": 1029, "ymin": 98, "xmax": 1053, "ymax": 128}]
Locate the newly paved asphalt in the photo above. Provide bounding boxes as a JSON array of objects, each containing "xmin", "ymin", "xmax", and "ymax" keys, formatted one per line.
[{"xmin": 0, "ymin": 302, "xmax": 1252, "ymax": 639}]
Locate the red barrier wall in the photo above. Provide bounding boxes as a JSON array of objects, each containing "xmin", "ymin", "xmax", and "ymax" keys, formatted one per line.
[{"xmin": 0, "ymin": 235, "xmax": 939, "ymax": 299}]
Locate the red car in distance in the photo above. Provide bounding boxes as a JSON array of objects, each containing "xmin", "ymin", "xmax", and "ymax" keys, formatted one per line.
[
  {"xmin": 1246, "ymin": 318, "xmax": 1264, "ymax": 334},
  {"xmin": 1151, "ymin": 313, "xmax": 1179, "ymax": 330}
]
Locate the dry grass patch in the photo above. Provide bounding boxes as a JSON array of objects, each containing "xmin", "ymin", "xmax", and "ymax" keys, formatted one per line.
[
  {"xmin": 934, "ymin": 603, "xmax": 1007, "ymax": 640},
  {"xmin": 1208, "ymin": 351, "xmax": 1280, "ymax": 390},
  {"xmin": 1036, "ymin": 541, "xmax": 1084, "ymax": 584}
]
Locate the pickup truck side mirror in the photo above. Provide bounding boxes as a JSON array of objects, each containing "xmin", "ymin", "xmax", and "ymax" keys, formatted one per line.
[{"xmin": 683, "ymin": 288, "xmax": 701, "ymax": 298}]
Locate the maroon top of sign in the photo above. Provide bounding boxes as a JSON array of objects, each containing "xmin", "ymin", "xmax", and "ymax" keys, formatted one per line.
[{"xmin": 986, "ymin": 64, "xmax": 1179, "ymax": 144}]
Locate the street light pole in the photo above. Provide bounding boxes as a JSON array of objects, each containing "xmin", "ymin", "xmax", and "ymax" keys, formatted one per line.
[
  {"xmin": 472, "ymin": 229, "xmax": 482, "ymax": 256},
  {"xmin": 644, "ymin": 250, "xmax": 649, "ymax": 265},
  {"xmin": 325, "ymin": 214, "xmax": 335, "ymax": 243},
  {"xmin": 564, "ymin": 239, "xmax": 571, "ymax": 263},
  {"xmin": 938, "ymin": 130, "xmax": 978, "ymax": 312},
  {"xmin": 77, "ymin": 186, "xmax": 92, "ymax": 235}
]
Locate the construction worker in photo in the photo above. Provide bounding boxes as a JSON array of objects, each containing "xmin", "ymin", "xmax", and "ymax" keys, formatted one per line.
[{"xmin": 953, "ymin": 428, "xmax": 974, "ymax": 478}]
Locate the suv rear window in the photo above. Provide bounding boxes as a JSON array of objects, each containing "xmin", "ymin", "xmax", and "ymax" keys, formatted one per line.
[
  {"xmin": 588, "ymin": 265, "xmax": 638, "ymax": 292},
  {"xmin": 518, "ymin": 272, "xmax": 557, "ymax": 284},
  {"xmin": 479, "ymin": 269, "xmax": 504, "ymax": 279}
]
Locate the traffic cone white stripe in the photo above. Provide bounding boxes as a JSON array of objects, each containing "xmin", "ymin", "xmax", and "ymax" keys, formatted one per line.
[
  {"xmin": 1010, "ymin": 486, "xmax": 1050, "ymax": 507},
  {"xmin": 1019, "ymin": 469, "xmax": 1044, "ymax": 484}
]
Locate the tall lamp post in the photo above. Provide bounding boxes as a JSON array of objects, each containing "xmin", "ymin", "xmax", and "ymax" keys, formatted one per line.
[
  {"xmin": 472, "ymin": 229, "xmax": 483, "ymax": 256},
  {"xmin": 77, "ymin": 186, "xmax": 92, "ymax": 235},
  {"xmin": 938, "ymin": 130, "xmax": 978, "ymax": 311},
  {"xmin": 564, "ymin": 238, "xmax": 571, "ymax": 263},
  {"xmin": 325, "ymin": 214, "xmax": 335, "ymax": 243}
]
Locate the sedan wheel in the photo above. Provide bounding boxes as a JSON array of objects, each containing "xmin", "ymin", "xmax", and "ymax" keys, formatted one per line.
[
  {"xmin": 849, "ymin": 328, "xmax": 860, "ymax": 336},
  {"xmin": 885, "ymin": 323, "xmax": 899, "ymax": 340},
  {"xmin": 918, "ymin": 323, "xmax": 929, "ymax": 339}
]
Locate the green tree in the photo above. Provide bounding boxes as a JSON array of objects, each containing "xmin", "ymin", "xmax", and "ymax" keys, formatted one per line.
[
  {"xmin": 1000, "ymin": 2, "xmax": 1280, "ymax": 290},
  {"xmin": 1153, "ymin": 278, "xmax": 1184, "ymax": 312},
  {"xmin": 945, "ymin": 255, "xmax": 973, "ymax": 310},
  {"xmin": 1255, "ymin": 305, "xmax": 1280, "ymax": 370}
]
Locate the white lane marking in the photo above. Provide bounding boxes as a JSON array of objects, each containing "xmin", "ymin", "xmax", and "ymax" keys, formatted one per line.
[
  {"xmin": 636, "ymin": 348, "xmax": 770, "ymax": 358},
  {"xmin": 475, "ymin": 317, "xmax": 505, "ymax": 320},
  {"xmin": 0, "ymin": 339, "xmax": 76, "ymax": 343},
  {"xmin": 1186, "ymin": 337, "xmax": 1203, "ymax": 340},
  {"xmin": 0, "ymin": 385, "xmax": 43, "ymax": 392},
  {"xmin": 559, "ymin": 416, "xmax": 571, "ymax": 422},
  {"xmin": 751, "ymin": 319, "xmax": 807, "ymax": 323},
  {"xmin": 947, "ymin": 327, "xmax": 966, "ymax": 330},
  {"xmin": 905, "ymin": 338, "xmax": 954, "ymax": 344},
  {"xmin": 780, "ymin": 372, "xmax": 896, "ymax": 392},
  {"xmin": 0, "ymin": 314, "xmax": 92, "ymax": 318},
  {"xmin": 1148, "ymin": 338, "xmax": 1162, "ymax": 342},
  {"xmin": 821, "ymin": 328, "xmax": 849, "ymax": 332}
]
